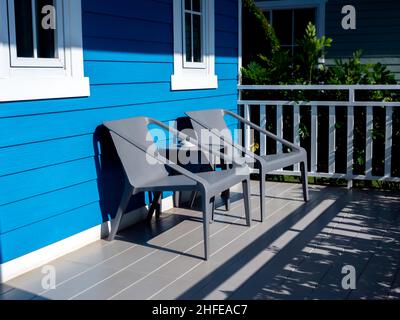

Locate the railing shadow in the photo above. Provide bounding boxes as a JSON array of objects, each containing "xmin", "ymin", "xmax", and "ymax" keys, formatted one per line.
[
  {"xmin": 176, "ymin": 188, "xmax": 400, "ymax": 300},
  {"xmin": 0, "ymin": 284, "xmax": 49, "ymax": 300}
]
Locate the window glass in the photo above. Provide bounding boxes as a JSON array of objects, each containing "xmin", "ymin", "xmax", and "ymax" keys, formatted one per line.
[
  {"xmin": 36, "ymin": 0, "xmax": 56, "ymax": 58},
  {"xmin": 12, "ymin": 0, "xmax": 58, "ymax": 60},
  {"xmin": 184, "ymin": 0, "xmax": 202, "ymax": 64},
  {"xmin": 185, "ymin": 0, "xmax": 191, "ymax": 11},
  {"xmin": 14, "ymin": 0, "xmax": 34, "ymax": 57},
  {"xmin": 273, "ymin": 9, "xmax": 292, "ymax": 46},
  {"xmin": 192, "ymin": 0, "xmax": 200, "ymax": 12},
  {"xmin": 268, "ymin": 8, "xmax": 317, "ymax": 55},
  {"xmin": 185, "ymin": 12, "xmax": 192, "ymax": 62},
  {"xmin": 192, "ymin": 13, "xmax": 201, "ymax": 62},
  {"xmin": 294, "ymin": 8, "xmax": 316, "ymax": 42}
]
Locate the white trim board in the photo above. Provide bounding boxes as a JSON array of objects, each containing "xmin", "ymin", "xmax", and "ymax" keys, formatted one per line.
[
  {"xmin": 0, "ymin": 196, "xmax": 174, "ymax": 284},
  {"xmin": 0, "ymin": 77, "xmax": 90, "ymax": 102}
]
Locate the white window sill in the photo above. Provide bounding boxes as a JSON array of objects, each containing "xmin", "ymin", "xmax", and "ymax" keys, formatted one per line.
[
  {"xmin": 171, "ymin": 74, "xmax": 218, "ymax": 91},
  {"xmin": 0, "ymin": 77, "xmax": 90, "ymax": 102}
]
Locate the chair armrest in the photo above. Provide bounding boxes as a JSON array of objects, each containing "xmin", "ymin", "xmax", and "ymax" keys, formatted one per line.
[
  {"xmin": 108, "ymin": 130, "xmax": 211, "ymax": 189},
  {"xmin": 225, "ymin": 110, "xmax": 302, "ymax": 151},
  {"xmin": 149, "ymin": 119, "xmax": 248, "ymax": 168}
]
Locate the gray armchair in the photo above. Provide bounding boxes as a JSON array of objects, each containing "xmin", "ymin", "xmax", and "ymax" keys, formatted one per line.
[
  {"xmin": 103, "ymin": 116, "xmax": 252, "ymax": 260},
  {"xmin": 186, "ymin": 109, "xmax": 309, "ymax": 222}
]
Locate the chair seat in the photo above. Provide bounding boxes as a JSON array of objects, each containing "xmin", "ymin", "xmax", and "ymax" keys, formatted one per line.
[
  {"xmin": 139, "ymin": 168, "xmax": 247, "ymax": 195},
  {"xmin": 260, "ymin": 150, "xmax": 305, "ymax": 172}
]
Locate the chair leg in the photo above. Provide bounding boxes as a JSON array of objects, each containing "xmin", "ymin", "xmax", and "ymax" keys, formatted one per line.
[
  {"xmin": 173, "ymin": 191, "xmax": 180, "ymax": 208},
  {"xmin": 300, "ymin": 161, "xmax": 309, "ymax": 202},
  {"xmin": 108, "ymin": 186, "xmax": 133, "ymax": 241},
  {"xmin": 210, "ymin": 197, "xmax": 216, "ymax": 223},
  {"xmin": 222, "ymin": 189, "xmax": 231, "ymax": 211},
  {"xmin": 156, "ymin": 192, "xmax": 162, "ymax": 219},
  {"xmin": 202, "ymin": 197, "xmax": 213, "ymax": 261},
  {"xmin": 259, "ymin": 174, "xmax": 266, "ymax": 222},
  {"xmin": 242, "ymin": 179, "xmax": 252, "ymax": 227},
  {"xmin": 147, "ymin": 192, "xmax": 162, "ymax": 221}
]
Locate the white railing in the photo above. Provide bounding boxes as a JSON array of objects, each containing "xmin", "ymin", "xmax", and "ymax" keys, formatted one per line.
[{"xmin": 238, "ymin": 85, "xmax": 400, "ymax": 187}]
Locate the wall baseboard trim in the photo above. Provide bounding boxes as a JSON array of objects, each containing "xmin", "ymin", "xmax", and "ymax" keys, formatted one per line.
[{"xmin": 0, "ymin": 196, "xmax": 174, "ymax": 284}]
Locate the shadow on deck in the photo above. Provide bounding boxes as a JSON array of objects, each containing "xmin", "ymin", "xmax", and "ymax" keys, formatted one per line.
[{"xmin": 1, "ymin": 182, "xmax": 400, "ymax": 300}]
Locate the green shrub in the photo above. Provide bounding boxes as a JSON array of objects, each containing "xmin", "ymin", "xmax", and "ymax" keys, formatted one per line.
[{"xmin": 240, "ymin": 0, "xmax": 399, "ymax": 190}]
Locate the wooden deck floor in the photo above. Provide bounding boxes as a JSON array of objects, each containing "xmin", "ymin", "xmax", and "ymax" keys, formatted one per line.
[{"xmin": 1, "ymin": 181, "xmax": 400, "ymax": 300}]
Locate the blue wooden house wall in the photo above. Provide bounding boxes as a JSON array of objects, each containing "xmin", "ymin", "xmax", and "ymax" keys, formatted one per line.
[{"xmin": 0, "ymin": 0, "xmax": 239, "ymax": 265}]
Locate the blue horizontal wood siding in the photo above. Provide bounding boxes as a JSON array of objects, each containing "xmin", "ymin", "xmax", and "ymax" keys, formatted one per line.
[{"xmin": 0, "ymin": 0, "xmax": 239, "ymax": 264}]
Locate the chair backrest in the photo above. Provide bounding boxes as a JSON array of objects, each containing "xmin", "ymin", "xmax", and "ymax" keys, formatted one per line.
[
  {"xmin": 186, "ymin": 109, "xmax": 234, "ymax": 144},
  {"xmin": 104, "ymin": 117, "xmax": 170, "ymax": 188}
]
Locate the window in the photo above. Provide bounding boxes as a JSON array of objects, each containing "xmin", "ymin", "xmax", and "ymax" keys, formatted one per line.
[
  {"xmin": 171, "ymin": 0, "xmax": 218, "ymax": 90},
  {"xmin": 0, "ymin": 0, "xmax": 89, "ymax": 102},
  {"xmin": 265, "ymin": 8, "xmax": 316, "ymax": 56},
  {"xmin": 8, "ymin": 0, "xmax": 64, "ymax": 67},
  {"xmin": 257, "ymin": 0, "xmax": 326, "ymax": 55}
]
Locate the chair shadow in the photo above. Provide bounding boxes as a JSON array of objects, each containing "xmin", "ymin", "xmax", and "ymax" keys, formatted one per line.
[
  {"xmin": 114, "ymin": 190, "xmax": 255, "ymax": 260},
  {"xmin": 93, "ymin": 125, "xmax": 147, "ymax": 233},
  {"xmin": 175, "ymin": 188, "xmax": 400, "ymax": 300}
]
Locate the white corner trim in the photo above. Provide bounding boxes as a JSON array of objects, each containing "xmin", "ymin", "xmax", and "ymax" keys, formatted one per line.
[
  {"xmin": 0, "ymin": 77, "xmax": 90, "ymax": 102},
  {"xmin": 171, "ymin": 0, "xmax": 218, "ymax": 91},
  {"xmin": 0, "ymin": 196, "xmax": 174, "ymax": 284}
]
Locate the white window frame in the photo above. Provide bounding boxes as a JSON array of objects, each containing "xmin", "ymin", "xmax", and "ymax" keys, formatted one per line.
[
  {"xmin": 256, "ymin": 0, "xmax": 326, "ymax": 38},
  {"xmin": 8, "ymin": 0, "xmax": 65, "ymax": 68},
  {"xmin": 171, "ymin": 0, "xmax": 218, "ymax": 91},
  {"xmin": 0, "ymin": 0, "xmax": 90, "ymax": 102}
]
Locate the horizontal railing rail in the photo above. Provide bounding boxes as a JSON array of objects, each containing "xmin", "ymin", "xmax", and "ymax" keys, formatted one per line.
[{"xmin": 238, "ymin": 85, "xmax": 400, "ymax": 187}]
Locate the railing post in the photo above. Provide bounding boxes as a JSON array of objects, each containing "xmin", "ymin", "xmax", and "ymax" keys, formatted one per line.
[
  {"xmin": 311, "ymin": 105, "xmax": 318, "ymax": 173},
  {"xmin": 244, "ymin": 104, "xmax": 251, "ymax": 151},
  {"xmin": 328, "ymin": 105, "xmax": 336, "ymax": 174},
  {"xmin": 347, "ymin": 88, "xmax": 355, "ymax": 188},
  {"xmin": 385, "ymin": 106, "xmax": 393, "ymax": 178},
  {"xmin": 276, "ymin": 105, "xmax": 283, "ymax": 155},
  {"xmin": 260, "ymin": 104, "xmax": 267, "ymax": 156},
  {"xmin": 293, "ymin": 104, "xmax": 300, "ymax": 172},
  {"xmin": 365, "ymin": 106, "xmax": 373, "ymax": 177}
]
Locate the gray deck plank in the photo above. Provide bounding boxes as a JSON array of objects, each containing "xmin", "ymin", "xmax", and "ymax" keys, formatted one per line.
[
  {"xmin": 1, "ymin": 182, "xmax": 399, "ymax": 301},
  {"xmin": 108, "ymin": 181, "xmax": 294, "ymax": 300},
  {"xmin": 1, "ymin": 259, "xmax": 94, "ymax": 300},
  {"xmin": 153, "ymin": 185, "xmax": 331, "ymax": 300},
  {"xmin": 309, "ymin": 191, "xmax": 400, "ymax": 300},
  {"xmin": 66, "ymin": 187, "xmax": 256, "ymax": 300},
  {"xmin": 105, "ymin": 182, "xmax": 300, "ymax": 300},
  {"xmin": 224, "ymin": 189, "xmax": 350, "ymax": 300}
]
